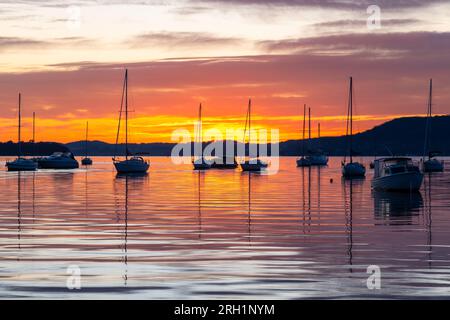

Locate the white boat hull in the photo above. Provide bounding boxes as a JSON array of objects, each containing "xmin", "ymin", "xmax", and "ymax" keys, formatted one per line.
[
  {"xmin": 423, "ymin": 159, "xmax": 444, "ymax": 172},
  {"xmin": 114, "ymin": 159, "xmax": 149, "ymax": 174},
  {"xmin": 342, "ymin": 162, "xmax": 366, "ymax": 177},
  {"xmin": 6, "ymin": 158, "xmax": 38, "ymax": 171},
  {"xmin": 372, "ymin": 172, "xmax": 424, "ymax": 191}
]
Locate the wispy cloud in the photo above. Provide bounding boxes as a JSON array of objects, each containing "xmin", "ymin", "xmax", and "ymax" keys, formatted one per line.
[{"xmin": 128, "ymin": 31, "xmax": 244, "ymax": 49}]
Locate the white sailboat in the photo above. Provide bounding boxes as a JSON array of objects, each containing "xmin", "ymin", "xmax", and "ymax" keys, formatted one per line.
[
  {"xmin": 192, "ymin": 103, "xmax": 211, "ymax": 170},
  {"xmin": 81, "ymin": 121, "xmax": 93, "ymax": 166},
  {"xmin": 240, "ymin": 99, "xmax": 268, "ymax": 172},
  {"xmin": 6, "ymin": 93, "xmax": 38, "ymax": 172},
  {"xmin": 307, "ymin": 121, "xmax": 329, "ymax": 166},
  {"xmin": 296, "ymin": 104, "xmax": 311, "ymax": 167},
  {"xmin": 342, "ymin": 77, "xmax": 366, "ymax": 178},
  {"xmin": 422, "ymin": 79, "xmax": 444, "ymax": 172},
  {"xmin": 372, "ymin": 157, "xmax": 423, "ymax": 191},
  {"xmin": 113, "ymin": 69, "xmax": 149, "ymax": 174}
]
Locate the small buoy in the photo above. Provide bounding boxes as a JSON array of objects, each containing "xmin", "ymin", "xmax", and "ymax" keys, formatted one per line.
[{"xmin": 330, "ymin": 178, "xmax": 334, "ymax": 183}]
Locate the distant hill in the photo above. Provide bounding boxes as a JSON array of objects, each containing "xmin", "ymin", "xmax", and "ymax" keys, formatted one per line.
[
  {"xmin": 2, "ymin": 116, "xmax": 449, "ymax": 157},
  {"xmin": 66, "ymin": 116, "xmax": 450, "ymax": 157},
  {"xmin": 0, "ymin": 141, "xmax": 69, "ymax": 156}
]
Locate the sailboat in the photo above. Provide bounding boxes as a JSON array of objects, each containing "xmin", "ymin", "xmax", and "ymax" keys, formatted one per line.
[
  {"xmin": 81, "ymin": 121, "xmax": 93, "ymax": 165},
  {"xmin": 192, "ymin": 103, "xmax": 211, "ymax": 170},
  {"xmin": 422, "ymin": 79, "xmax": 444, "ymax": 172},
  {"xmin": 113, "ymin": 69, "xmax": 150, "ymax": 174},
  {"xmin": 296, "ymin": 104, "xmax": 311, "ymax": 167},
  {"xmin": 240, "ymin": 99, "xmax": 268, "ymax": 172},
  {"xmin": 307, "ymin": 121, "xmax": 329, "ymax": 166},
  {"xmin": 6, "ymin": 93, "xmax": 38, "ymax": 171},
  {"xmin": 342, "ymin": 77, "xmax": 366, "ymax": 178}
]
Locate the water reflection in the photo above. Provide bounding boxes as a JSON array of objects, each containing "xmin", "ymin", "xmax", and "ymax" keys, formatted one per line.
[
  {"xmin": 1, "ymin": 157, "xmax": 450, "ymax": 299},
  {"xmin": 373, "ymin": 191, "xmax": 423, "ymax": 224}
]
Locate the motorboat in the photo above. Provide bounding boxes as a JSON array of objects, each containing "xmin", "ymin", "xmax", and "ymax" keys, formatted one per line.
[
  {"xmin": 38, "ymin": 152, "xmax": 79, "ymax": 169},
  {"xmin": 371, "ymin": 157, "xmax": 423, "ymax": 191},
  {"xmin": 112, "ymin": 69, "xmax": 150, "ymax": 174},
  {"xmin": 82, "ymin": 157, "xmax": 93, "ymax": 166},
  {"xmin": 6, "ymin": 157, "xmax": 38, "ymax": 171},
  {"xmin": 5, "ymin": 93, "xmax": 37, "ymax": 172}
]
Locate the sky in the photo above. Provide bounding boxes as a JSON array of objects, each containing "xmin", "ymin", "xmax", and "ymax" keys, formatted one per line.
[{"xmin": 0, "ymin": 0, "xmax": 449, "ymax": 143}]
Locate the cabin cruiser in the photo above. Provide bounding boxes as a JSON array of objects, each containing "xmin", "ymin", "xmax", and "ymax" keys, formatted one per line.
[
  {"xmin": 6, "ymin": 158, "xmax": 38, "ymax": 171},
  {"xmin": 113, "ymin": 156, "xmax": 149, "ymax": 174},
  {"xmin": 372, "ymin": 157, "xmax": 423, "ymax": 191},
  {"xmin": 38, "ymin": 152, "xmax": 79, "ymax": 169},
  {"xmin": 240, "ymin": 158, "xmax": 268, "ymax": 172}
]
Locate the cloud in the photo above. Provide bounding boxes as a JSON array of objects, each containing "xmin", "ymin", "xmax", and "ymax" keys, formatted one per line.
[
  {"xmin": 0, "ymin": 36, "xmax": 94, "ymax": 52},
  {"xmin": 259, "ymin": 32, "xmax": 450, "ymax": 58},
  {"xmin": 312, "ymin": 19, "xmax": 422, "ymax": 29},
  {"xmin": 194, "ymin": 0, "xmax": 447, "ymax": 9},
  {"xmin": 128, "ymin": 32, "xmax": 244, "ymax": 49}
]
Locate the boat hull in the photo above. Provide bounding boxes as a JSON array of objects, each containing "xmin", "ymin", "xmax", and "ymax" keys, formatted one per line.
[
  {"xmin": 342, "ymin": 162, "xmax": 366, "ymax": 177},
  {"xmin": 296, "ymin": 157, "xmax": 311, "ymax": 167},
  {"xmin": 371, "ymin": 172, "xmax": 424, "ymax": 191},
  {"xmin": 240, "ymin": 161, "xmax": 268, "ymax": 172},
  {"xmin": 38, "ymin": 159, "xmax": 79, "ymax": 169},
  {"xmin": 210, "ymin": 157, "xmax": 238, "ymax": 169},
  {"xmin": 307, "ymin": 155, "xmax": 329, "ymax": 166},
  {"xmin": 423, "ymin": 159, "xmax": 444, "ymax": 172},
  {"xmin": 6, "ymin": 159, "xmax": 38, "ymax": 171},
  {"xmin": 193, "ymin": 162, "xmax": 211, "ymax": 170},
  {"xmin": 192, "ymin": 157, "xmax": 211, "ymax": 170},
  {"xmin": 81, "ymin": 158, "xmax": 93, "ymax": 166},
  {"xmin": 114, "ymin": 159, "xmax": 149, "ymax": 174}
]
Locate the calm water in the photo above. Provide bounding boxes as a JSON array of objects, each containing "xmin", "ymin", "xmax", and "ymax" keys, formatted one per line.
[{"xmin": 1, "ymin": 156, "xmax": 450, "ymax": 299}]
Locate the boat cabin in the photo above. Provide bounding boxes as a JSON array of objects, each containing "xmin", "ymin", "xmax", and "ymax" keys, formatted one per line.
[{"xmin": 373, "ymin": 157, "xmax": 420, "ymax": 178}]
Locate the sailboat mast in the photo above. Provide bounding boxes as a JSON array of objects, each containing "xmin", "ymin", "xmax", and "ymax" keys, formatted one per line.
[
  {"xmin": 18, "ymin": 93, "xmax": 21, "ymax": 158},
  {"xmin": 199, "ymin": 103, "xmax": 202, "ymax": 158},
  {"xmin": 302, "ymin": 104, "xmax": 306, "ymax": 156},
  {"xmin": 85, "ymin": 121, "xmax": 89, "ymax": 158},
  {"xmin": 424, "ymin": 78, "xmax": 433, "ymax": 160},
  {"xmin": 32, "ymin": 111, "xmax": 36, "ymax": 157},
  {"xmin": 125, "ymin": 69, "xmax": 128, "ymax": 160},
  {"xmin": 349, "ymin": 77, "xmax": 353, "ymax": 163},
  {"xmin": 308, "ymin": 107, "xmax": 311, "ymax": 142}
]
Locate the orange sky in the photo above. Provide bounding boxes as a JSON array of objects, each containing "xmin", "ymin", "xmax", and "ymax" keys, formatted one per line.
[{"xmin": 1, "ymin": 1, "xmax": 449, "ymax": 143}]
